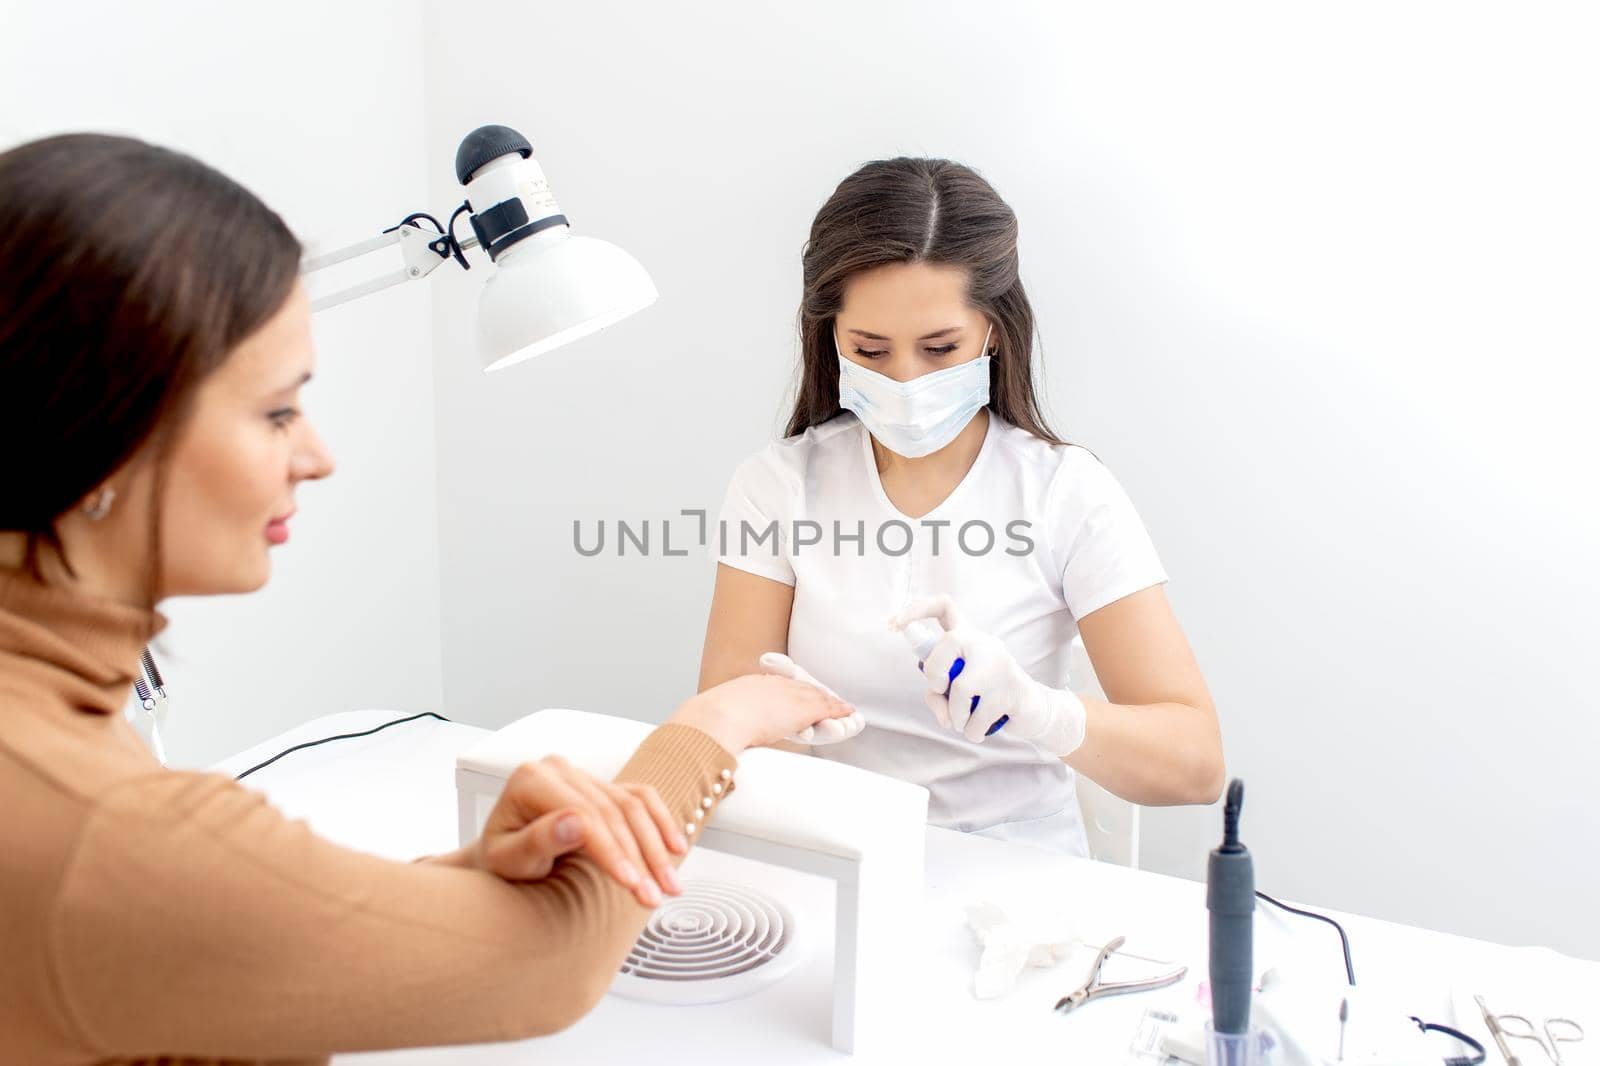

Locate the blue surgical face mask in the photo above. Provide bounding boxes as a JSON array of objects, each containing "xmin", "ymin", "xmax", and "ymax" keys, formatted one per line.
[{"xmin": 835, "ymin": 324, "xmax": 993, "ymax": 458}]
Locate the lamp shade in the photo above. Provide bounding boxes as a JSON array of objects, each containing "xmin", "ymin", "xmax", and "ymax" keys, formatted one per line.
[{"xmin": 476, "ymin": 227, "xmax": 658, "ymax": 372}]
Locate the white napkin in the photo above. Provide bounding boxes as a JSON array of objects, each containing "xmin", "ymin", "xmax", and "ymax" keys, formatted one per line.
[{"xmin": 965, "ymin": 899, "xmax": 1077, "ymax": 999}]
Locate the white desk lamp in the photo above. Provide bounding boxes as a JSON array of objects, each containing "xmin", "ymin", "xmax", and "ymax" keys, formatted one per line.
[
  {"xmin": 133, "ymin": 125, "xmax": 657, "ymax": 764},
  {"xmin": 300, "ymin": 123, "xmax": 658, "ymax": 371}
]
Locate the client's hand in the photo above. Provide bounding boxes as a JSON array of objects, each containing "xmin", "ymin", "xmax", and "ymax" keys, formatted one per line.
[
  {"xmin": 467, "ymin": 756, "xmax": 688, "ymax": 908},
  {"xmin": 757, "ymin": 652, "xmax": 866, "ymax": 745},
  {"xmin": 670, "ymin": 674, "xmax": 857, "ymax": 756}
]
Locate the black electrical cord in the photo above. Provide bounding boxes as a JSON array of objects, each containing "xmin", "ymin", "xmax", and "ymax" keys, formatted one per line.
[
  {"xmin": 378, "ymin": 210, "xmax": 471, "ymax": 272},
  {"xmin": 444, "ymin": 200, "xmax": 474, "ymax": 270},
  {"xmin": 382, "ymin": 211, "xmax": 446, "ymax": 235},
  {"xmin": 1254, "ymin": 891, "xmax": 1484, "ymax": 1064},
  {"xmin": 1411, "ymin": 1018, "xmax": 1488, "ymax": 1066},
  {"xmin": 1256, "ymin": 890, "xmax": 1356, "ymax": 986},
  {"xmin": 234, "ymin": 712, "xmax": 452, "ymax": 781},
  {"xmin": 380, "ymin": 208, "xmax": 473, "ymax": 272}
]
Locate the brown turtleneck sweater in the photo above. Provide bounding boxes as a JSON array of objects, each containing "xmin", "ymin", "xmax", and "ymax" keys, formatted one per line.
[{"xmin": 0, "ymin": 569, "xmax": 738, "ymax": 1065}]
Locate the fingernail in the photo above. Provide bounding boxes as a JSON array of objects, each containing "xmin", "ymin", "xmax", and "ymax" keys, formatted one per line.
[
  {"xmin": 661, "ymin": 866, "xmax": 682, "ymax": 894},
  {"xmin": 672, "ymin": 832, "xmax": 688, "ymax": 853},
  {"xmin": 618, "ymin": 861, "xmax": 641, "ymax": 886},
  {"xmin": 555, "ymin": 815, "xmax": 582, "ymax": 845},
  {"xmin": 641, "ymin": 880, "xmax": 662, "ymax": 905}
]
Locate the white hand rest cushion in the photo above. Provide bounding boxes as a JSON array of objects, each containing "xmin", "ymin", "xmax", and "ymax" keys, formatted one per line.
[{"xmin": 456, "ymin": 709, "xmax": 930, "ymax": 861}]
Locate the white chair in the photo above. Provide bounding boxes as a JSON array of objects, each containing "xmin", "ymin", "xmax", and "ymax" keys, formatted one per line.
[{"xmin": 1067, "ymin": 634, "xmax": 1140, "ymax": 869}]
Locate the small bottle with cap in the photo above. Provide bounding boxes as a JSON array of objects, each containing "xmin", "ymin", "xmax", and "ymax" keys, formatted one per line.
[{"xmin": 897, "ymin": 618, "xmax": 1008, "ymax": 736}]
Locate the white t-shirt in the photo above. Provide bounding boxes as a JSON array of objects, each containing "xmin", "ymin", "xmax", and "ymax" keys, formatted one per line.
[{"xmin": 714, "ymin": 411, "xmax": 1167, "ymax": 855}]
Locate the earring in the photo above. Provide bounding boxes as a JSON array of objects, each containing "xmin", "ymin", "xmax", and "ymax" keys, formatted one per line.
[{"xmin": 83, "ymin": 486, "xmax": 116, "ymax": 521}]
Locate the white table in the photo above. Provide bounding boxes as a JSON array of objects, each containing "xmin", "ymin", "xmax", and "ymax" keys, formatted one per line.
[{"xmin": 218, "ymin": 711, "xmax": 1600, "ymax": 1065}]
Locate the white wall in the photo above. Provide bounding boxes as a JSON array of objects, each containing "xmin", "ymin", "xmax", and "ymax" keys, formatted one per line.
[
  {"xmin": 0, "ymin": 0, "xmax": 445, "ymax": 767},
  {"xmin": 5, "ymin": 0, "xmax": 1594, "ymax": 961},
  {"xmin": 421, "ymin": 0, "xmax": 1599, "ymax": 958}
]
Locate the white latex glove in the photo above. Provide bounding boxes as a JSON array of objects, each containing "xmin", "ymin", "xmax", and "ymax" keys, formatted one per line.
[
  {"xmin": 888, "ymin": 594, "xmax": 1087, "ymax": 756},
  {"xmin": 758, "ymin": 651, "xmax": 867, "ymax": 745}
]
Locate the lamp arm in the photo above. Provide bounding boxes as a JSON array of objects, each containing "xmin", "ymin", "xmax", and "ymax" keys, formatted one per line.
[{"xmin": 300, "ymin": 220, "xmax": 482, "ymax": 314}]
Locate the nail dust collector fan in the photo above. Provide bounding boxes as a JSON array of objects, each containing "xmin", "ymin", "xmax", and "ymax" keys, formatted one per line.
[
  {"xmin": 615, "ymin": 878, "xmax": 803, "ymax": 1004},
  {"xmin": 455, "ymin": 709, "xmax": 929, "ymax": 1054}
]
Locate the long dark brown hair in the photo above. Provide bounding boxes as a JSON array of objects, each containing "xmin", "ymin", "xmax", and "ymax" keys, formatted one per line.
[
  {"xmin": 0, "ymin": 133, "xmax": 302, "ymax": 589},
  {"xmin": 786, "ymin": 157, "xmax": 1063, "ymax": 443}
]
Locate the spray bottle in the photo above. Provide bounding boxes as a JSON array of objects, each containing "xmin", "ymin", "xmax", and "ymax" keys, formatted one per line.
[{"xmin": 897, "ymin": 617, "xmax": 1008, "ymax": 736}]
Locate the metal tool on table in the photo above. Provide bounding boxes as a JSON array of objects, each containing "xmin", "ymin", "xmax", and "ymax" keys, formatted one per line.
[
  {"xmin": 1053, "ymin": 935, "xmax": 1188, "ymax": 1015},
  {"xmin": 1476, "ymin": 994, "xmax": 1585, "ymax": 1066}
]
